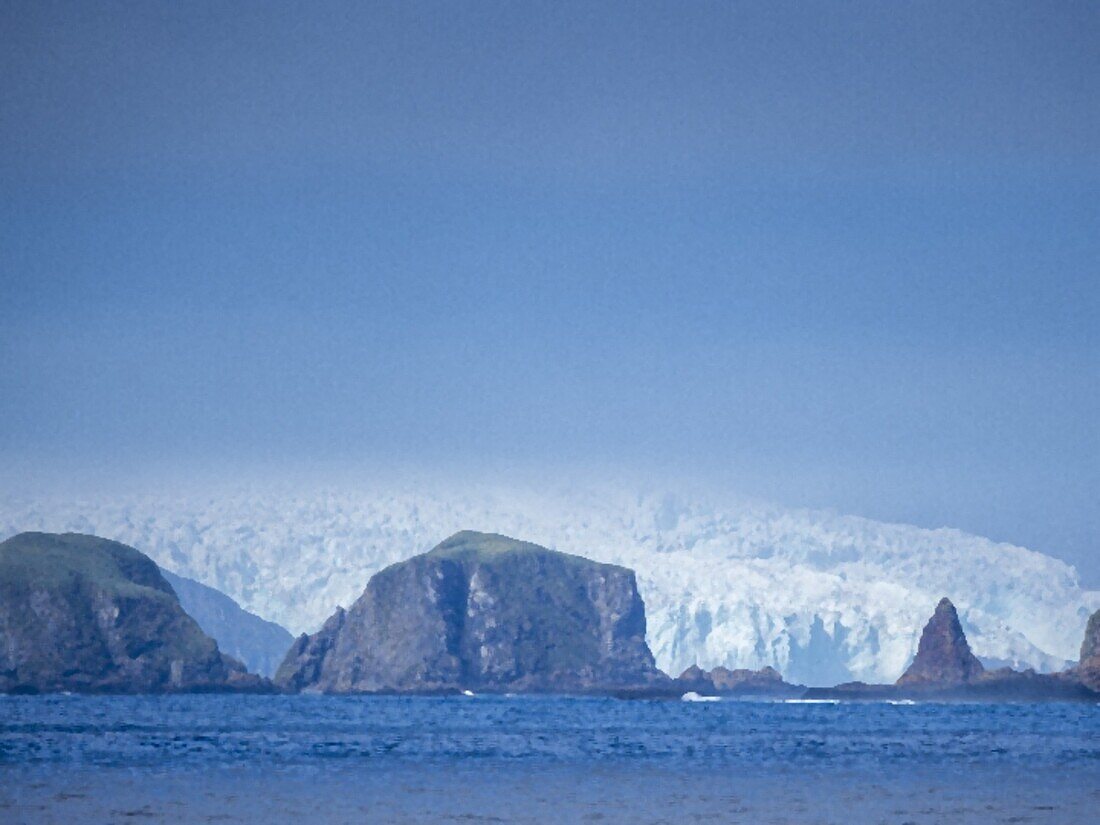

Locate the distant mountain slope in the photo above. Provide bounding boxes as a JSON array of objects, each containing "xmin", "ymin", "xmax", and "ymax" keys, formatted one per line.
[
  {"xmin": 3, "ymin": 480, "xmax": 1097, "ymax": 686},
  {"xmin": 161, "ymin": 569, "xmax": 293, "ymax": 678}
]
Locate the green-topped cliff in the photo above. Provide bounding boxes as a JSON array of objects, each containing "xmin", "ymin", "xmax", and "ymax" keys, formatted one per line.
[{"xmin": 0, "ymin": 532, "xmax": 269, "ymax": 693}]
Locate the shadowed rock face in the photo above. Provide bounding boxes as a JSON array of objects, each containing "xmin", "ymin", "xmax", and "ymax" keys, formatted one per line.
[
  {"xmin": 0, "ymin": 532, "xmax": 269, "ymax": 693},
  {"xmin": 897, "ymin": 597, "xmax": 984, "ymax": 687},
  {"xmin": 1079, "ymin": 610, "xmax": 1100, "ymax": 691},
  {"xmin": 275, "ymin": 531, "xmax": 667, "ymax": 694}
]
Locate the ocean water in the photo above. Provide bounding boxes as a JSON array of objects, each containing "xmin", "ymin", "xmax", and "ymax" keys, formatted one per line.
[{"xmin": 2, "ymin": 695, "xmax": 1099, "ymax": 823}]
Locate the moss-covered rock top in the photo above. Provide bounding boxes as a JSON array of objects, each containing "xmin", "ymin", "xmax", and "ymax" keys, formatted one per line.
[
  {"xmin": 0, "ymin": 532, "xmax": 175, "ymax": 599},
  {"xmin": 427, "ymin": 530, "xmax": 626, "ymax": 570}
]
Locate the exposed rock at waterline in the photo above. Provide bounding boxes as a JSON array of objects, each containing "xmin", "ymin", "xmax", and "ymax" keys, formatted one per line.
[{"xmin": 675, "ymin": 664, "xmax": 802, "ymax": 696}]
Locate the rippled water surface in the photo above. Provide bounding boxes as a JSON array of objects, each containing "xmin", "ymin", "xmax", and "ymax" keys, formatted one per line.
[{"xmin": 2, "ymin": 696, "xmax": 1098, "ymax": 823}]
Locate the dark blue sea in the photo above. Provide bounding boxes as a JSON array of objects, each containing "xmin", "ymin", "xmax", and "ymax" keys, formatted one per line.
[{"xmin": 2, "ymin": 695, "xmax": 1098, "ymax": 823}]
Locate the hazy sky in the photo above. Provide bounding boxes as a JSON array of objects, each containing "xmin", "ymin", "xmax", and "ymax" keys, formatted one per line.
[{"xmin": 2, "ymin": 2, "xmax": 1099, "ymax": 581}]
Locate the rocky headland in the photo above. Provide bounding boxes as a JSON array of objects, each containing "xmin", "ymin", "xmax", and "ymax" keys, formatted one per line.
[
  {"xmin": 275, "ymin": 530, "xmax": 670, "ymax": 694},
  {"xmin": 0, "ymin": 532, "xmax": 271, "ymax": 693}
]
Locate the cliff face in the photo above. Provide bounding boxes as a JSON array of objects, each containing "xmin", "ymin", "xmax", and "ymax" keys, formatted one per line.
[
  {"xmin": 276, "ymin": 531, "xmax": 667, "ymax": 693},
  {"xmin": 0, "ymin": 532, "xmax": 268, "ymax": 693},
  {"xmin": 897, "ymin": 597, "xmax": 984, "ymax": 686},
  {"xmin": 161, "ymin": 570, "xmax": 293, "ymax": 678},
  {"xmin": 1078, "ymin": 609, "xmax": 1100, "ymax": 691}
]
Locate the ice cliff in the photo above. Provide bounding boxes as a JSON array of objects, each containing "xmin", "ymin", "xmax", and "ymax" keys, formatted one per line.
[{"xmin": 2, "ymin": 480, "xmax": 1096, "ymax": 686}]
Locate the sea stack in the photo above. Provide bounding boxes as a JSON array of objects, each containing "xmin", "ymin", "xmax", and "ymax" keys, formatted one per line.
[
  {"xmin": 896, "ymin": 597, "xmax": 984, "ymax": 687},
  {"xmin": 0, "ymin": 532, "xmax": 269, "ymax": 693},
  {"xmin": 275, "ymin": 530, "xmax": 668, "ymax": 694}
]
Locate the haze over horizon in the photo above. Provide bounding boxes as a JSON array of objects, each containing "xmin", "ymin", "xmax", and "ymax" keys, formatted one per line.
[{"xmin": 2, "ymin": 2, "xmax": 1098, "ymax": 584}]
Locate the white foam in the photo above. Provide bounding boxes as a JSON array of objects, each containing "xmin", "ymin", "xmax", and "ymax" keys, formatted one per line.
[{"xmin": 681, "ymin": 692, "xmax": 721, "ymax": 702}]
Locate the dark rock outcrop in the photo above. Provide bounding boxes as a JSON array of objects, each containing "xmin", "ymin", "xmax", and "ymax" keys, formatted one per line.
[
  {"xmin": 161, "ymin": 569, "xmax": 294, "ymax": 678},
  {"xmin": 804, "ymin": 670, "xmax": 1096, "ymax": 701},
  {"xmin": 961, "ymin": 666, "xmax": 1094, "ymax": 701},
  {"xmin": 0, "ymin": 532, "xmax": 271, "ymax": 693},
  {"xmin": 676, "ymin": 664, "xmax": 803, "ymax": 697},
  {"xmin": 802, "ymin": 681, "xmax": 899, "ymax": 700},
  {"xmin": 897, "ymin": 597, "xmax": 984, "ymax": 687},
  {"xmin": 275, "ymin": 530, "xmax": 669, "ymax": 694},
  {"xmin": 675, "ymin": 664, "xmax": 712, "ymax": 693}
]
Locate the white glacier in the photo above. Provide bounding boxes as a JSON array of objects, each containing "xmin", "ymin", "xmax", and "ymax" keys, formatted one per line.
[{"xmin": 2, "ymin": 479, "xmax": 1096, "ymax": 686}]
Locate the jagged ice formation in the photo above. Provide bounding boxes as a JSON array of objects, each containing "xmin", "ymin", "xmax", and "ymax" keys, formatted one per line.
[{"xmin": 2, "ymin": 479, "xmax": 1096, "ymax": 686}]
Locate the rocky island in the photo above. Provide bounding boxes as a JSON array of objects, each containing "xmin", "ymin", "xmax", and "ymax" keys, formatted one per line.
[
  {"xmin": 0, "ymin": 532, "xmax": 270, "ymax": 693},
  {"xmin": 276, "ymin": 530, "xmax": 670, "ymax": 694}
]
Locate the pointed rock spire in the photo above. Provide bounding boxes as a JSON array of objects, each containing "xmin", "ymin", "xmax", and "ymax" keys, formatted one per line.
[{"xmin": 897, "ymin": 597, "xmax": 984, "ymax": 686}]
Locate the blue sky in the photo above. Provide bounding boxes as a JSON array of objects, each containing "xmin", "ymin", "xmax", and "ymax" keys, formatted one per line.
[{"xmin": 2, "ymin": 2, "xmax": 1099, "ymax": 581}]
